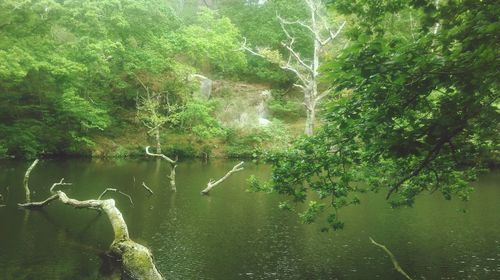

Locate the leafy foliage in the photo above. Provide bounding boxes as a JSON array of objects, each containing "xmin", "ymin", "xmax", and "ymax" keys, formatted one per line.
[{"xmin": 255, "ymin": 0, "xmax": 499, "ymax": 229}]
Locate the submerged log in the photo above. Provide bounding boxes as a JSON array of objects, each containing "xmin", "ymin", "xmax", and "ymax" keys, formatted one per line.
[{"xmin": 201, "ymin": 161, "xmax": 244, "ymax": 195}]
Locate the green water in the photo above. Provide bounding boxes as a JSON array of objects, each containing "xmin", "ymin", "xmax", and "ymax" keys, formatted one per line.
[{"xmin": 0, "ymin": 159, "xmax": 499, "ymax": 279}]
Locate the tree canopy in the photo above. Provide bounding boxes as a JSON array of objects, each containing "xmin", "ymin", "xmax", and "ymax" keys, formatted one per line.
[{"xmin": 252, "ymin": 0, "xmax": 499, "ymax": 230}]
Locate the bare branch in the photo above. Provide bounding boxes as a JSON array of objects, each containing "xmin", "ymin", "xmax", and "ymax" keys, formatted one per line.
[
  {"xmin": 98, "ymin": 188, "xmax": 134, "ymax": 206},
  {"xmin": 315, "ymin": 88, "xmax": 333, "ymax": 102},
  {"xmin": 278, "ymin": 17, "xmax": 315, "ymax": 34},
  {"xmin": 321, "ymin": 21, "xmax": 346, "ymax": 46},
  {"xmin": 277, "ymin": 14, "xmax": 313, "ymax": 73},
  {"xmin": 241, "ymin": 37, "xmax": 267, "ymax": 59},
  {"xmin": 369, "ymin": 237, "xmax": 413, "ymax": 280},
  {"xmin": 18, "ymin": 194, "xmax": 59, "ymax": 209},
  {"xmin": 141, "ymin": 182, "xmax": 154, "ymax": 196},
  {"xmin": 145, "ymin": 146, "xmax": 176, "ymax": 164},
  {"xmin": 50, "ymin": 178, "xmax": 72, "ymax": 193},
  {"xmin": 23, "ymin": 159, "xmax": 39, "ymax": 203},
  {"xmin": 293, "ymin": 83, "xmax": 305, "ymax": 90},
  {"xmin": 201, "ymin": 162, "xmax": 244, "ymax": 195}
]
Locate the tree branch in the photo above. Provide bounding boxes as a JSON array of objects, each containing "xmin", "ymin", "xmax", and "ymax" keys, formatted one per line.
[
  {"xmin": 50, "ymin": 178, "xmax": 72, "ymax": 193},
  {"xmin": 201, "ymin": 162, "xmax": 244, "ymax": 195},
  {"xmin": 321, "ymin": 21, "xmax": 346, "ymax": 46},
  {"xmin": 145, "ymin": 146, "xmax": 176, "ymax": 164},
  {"xmin": 98, "ymin": 188, "xmax": 134, "ymax": 206},
  {"xmin": 141, "ymin": 182, "xmax": 154, "ymax": 196},
  {"xmin": 277, "ymin": 14, "xmax": 313, "ymax": 73},
  {"xmin": 315, "ymin": 88, "xmax": 332, "ymax": 102},
  {"xmin": 23, "ymin": 159, "xmax": 39, "ymax": 203},
  {"xmin": 369, "ymin": 237, "xmax": 413, "ymax": 280}
]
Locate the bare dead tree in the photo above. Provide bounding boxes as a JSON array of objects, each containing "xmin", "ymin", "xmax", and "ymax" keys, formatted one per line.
[
  {"xmin": 242, "ymin": 0, "xmax": 345, "ymax": 135},
  {"xmin": 17, "ymin": 161, "xmax": 163, "ymax": 280},
  {"xmin": 201, "ymin": 161, "xmax": 244, "ymax": 195},
  {"xmin": 369, "ymin": 237, "xmax": 413, "ymax": 280},
  {"xmin": 136, "ymin": 76, "xmax": 169, "ymax": 154},
  {"xmin": 145, "ymin": 146, "xmax": 178, "ymax": 191}
]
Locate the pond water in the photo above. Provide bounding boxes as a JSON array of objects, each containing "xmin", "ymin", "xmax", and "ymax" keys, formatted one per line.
[{"xmin": 0, "ymin": 159, "xmax": 499, "ymax": 279}]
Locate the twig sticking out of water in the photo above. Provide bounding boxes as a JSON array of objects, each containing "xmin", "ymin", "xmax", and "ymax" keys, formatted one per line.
[
  {"xmin": 98, "ymin": 188, "xmax": 134, "ymax": 207},
  {"xmin": 201, "ymin": 161, "xmax": 244, "ymax": 195},
  {"xmin": 50, "ymin": 178, "xmax": 72, "ymax": 193},
  {"xmin": 369, "ymin": 237, "xmax": 413, "ymax": 280},
  {"xmin": 142, "ymin": 182, "xmax": 154, "ymax": 196},
  {"xmin": 23, "ymin": 159, "xmax": 39, "ymax": 203}
]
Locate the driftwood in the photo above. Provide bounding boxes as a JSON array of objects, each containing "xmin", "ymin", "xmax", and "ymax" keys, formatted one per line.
[
  {"xmin": 145, "ymin": 146, "xmax": 178, "ymax": 191},
  {"xmin": 201, "ymin": 161, "xmax": 244, "ymax": 195},
  {"xmin": 369, "ymin": 237, "xmax": 413, "ymax": 280},
  {"xmin": 17, "ymin": 161, "xmax": 163, "ymax": 280},
  {"xmin": 23, "ymin": 159, "xmax": 39, "ymax": 202}
]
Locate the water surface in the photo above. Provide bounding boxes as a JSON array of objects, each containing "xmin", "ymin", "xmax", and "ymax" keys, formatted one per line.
[{"xmin": 0, "ymin": 159, "xmax": 499, "ymax": 279}]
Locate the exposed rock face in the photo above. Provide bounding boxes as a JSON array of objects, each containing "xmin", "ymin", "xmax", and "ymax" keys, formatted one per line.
[
  {"xmin": 214, "ymin": 82, "xmax": 273, "ymax": 128},
  {"xmin": 190, "ymin": 74, "xmax": 212, "ymax": 100}
]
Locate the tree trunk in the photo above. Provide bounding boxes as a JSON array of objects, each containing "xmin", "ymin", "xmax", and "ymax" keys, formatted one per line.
[
  {"xmin": 305, "ymin": 105, "xmax": 315, "ymax": 136},
  {"xmin": 155, "ymin": 128, "xmax": 161, "ymax": 154},
  {"xmin": 304, "ymin": 87, "xmax": 317, "ymax": 136}
]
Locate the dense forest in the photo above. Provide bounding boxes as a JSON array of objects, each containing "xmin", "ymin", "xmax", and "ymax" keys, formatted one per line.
[{"xmin": 0, "ymin": 0, "xmax": 499, "ymax": 279}]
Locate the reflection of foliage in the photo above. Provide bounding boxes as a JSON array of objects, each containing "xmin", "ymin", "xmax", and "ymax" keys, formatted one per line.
[{"xmin": 226, "ymin": 120, "xmax": 292, "ymax": 158}]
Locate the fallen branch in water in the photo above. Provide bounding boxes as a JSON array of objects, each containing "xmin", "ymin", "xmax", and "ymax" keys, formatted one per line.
[
  {"xmin": 17, "ymin": 161, "xmax": 162, "ymax": 279},
  {"xmin": 201, "ymin": 161, "xmax": 244, "ymax": 195},
  {"xmin": 98, "ymin": 188, "xmax": 134, "ymax": 206},
  {"xmin": 19, "ymin": 190, "xmax": 162, "ymax": 279},
  {"xmin": 369, "ymin": 237, "xmax": 413, "ymax": 280},
  {"xmin": 145, "ymin": 146, "xmax": 178, "ymax": 191},
  {"xmin": 141, "ymin": 182, "xmax": 154, "ymax": 196}
]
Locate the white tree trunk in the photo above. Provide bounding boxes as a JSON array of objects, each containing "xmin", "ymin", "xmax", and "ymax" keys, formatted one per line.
[
  {"xmin": 155, "ymin": 127, "xmax": 161, "ymax": 154},
  {"xmin": 305, "ymin": 102, "xmax": 316, "ymax": 136},
  {"xmin": 242, "ymin": 0, "xmax": 345, "ymax": 136}
]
